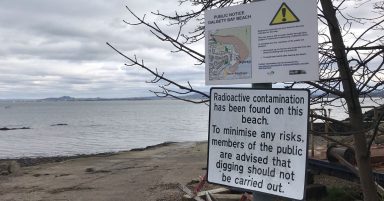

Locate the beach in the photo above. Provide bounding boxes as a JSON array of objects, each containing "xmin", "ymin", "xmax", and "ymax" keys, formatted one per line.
[
  {"xmin": 0, "ymin": 141, "xmax": 362, "ymax": 201},
  {"xmin": 0, "ymin": 141, "xmax": 210, "ymax": 201}
]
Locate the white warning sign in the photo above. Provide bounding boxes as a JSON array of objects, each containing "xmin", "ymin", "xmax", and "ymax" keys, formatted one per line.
[
  {"xmin": 205, "ymin": 0, "xmax": 318, "ymax": 85},
  {"xmin": 207, "ymin": 88, "xmax": 309, "ymax": 200}
]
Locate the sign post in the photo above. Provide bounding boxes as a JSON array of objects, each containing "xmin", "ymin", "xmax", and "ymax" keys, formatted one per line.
[
  {"xmin": 251, "ymin": 83, "xmax": 273, "ymax": 201},
  {"xmin": 251, "ymin": 83, "xmax": 274, "ymax": 201},
  {"xmin": 208, "ymin": 88, "xmax": 309, "ymax": 200},
  {"xmin": 204, "ymin": 0, "xmax": 317, "ymax": 200}
]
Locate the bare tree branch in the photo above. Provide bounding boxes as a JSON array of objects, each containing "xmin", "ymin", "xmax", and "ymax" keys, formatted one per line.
[
  {"xmin": 124, "ymin": 6, "xmax": 205, "ymax": 63},
  {"xmin": 106, "ymin": 42, "xmax": 209, "ymax": 104}
]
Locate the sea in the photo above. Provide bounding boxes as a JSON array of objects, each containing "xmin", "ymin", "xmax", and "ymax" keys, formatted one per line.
[
  {"xmin": 0, "ymin": 98, "xmax": 382, "ymax": 159},
  {"xmin": 0, "ymin": 100, "xmax": 208, "ymax": 159}
]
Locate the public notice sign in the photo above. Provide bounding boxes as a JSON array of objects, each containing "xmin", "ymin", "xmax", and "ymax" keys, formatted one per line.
[
  {"xmin": 207, "ymin": 88, "xmax": 309, "ymax": 200},
  {"xmin": 205, "ymin": 0, "xmax": 318, "ymax": 85}
]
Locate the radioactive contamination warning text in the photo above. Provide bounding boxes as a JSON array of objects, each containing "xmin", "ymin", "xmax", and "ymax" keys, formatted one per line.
[{"xmin": 207, "ymin": 88, "xmax": 309, "ymax": 200}]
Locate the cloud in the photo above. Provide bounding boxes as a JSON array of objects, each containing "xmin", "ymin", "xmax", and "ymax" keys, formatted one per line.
[
  {"xmin": 7, "ymin": 0, "xmax": 379, "ymax": 99},
  {"xmin": 0, "ymin": 0, "xmax": 206, "ymax": 99}
]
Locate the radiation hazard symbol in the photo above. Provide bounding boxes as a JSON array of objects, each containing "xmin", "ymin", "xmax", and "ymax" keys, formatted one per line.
[{"xmin": 270, "ymin": 3, "xmax": 299, "ymax": 25}]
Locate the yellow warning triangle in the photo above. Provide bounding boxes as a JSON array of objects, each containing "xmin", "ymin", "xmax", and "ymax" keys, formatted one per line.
[{"xmin": 270, "ymin": 3, "xmax": 299, "ymax": 25}]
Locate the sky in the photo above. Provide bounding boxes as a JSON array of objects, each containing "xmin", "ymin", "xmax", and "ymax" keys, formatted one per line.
[
  {"xmin": 0, "ymin": 0, "xmax": 206, "ymax": 99},
  {"xmin": 0, "ymin": 1, "xmax": 381, "ymax": 99}
]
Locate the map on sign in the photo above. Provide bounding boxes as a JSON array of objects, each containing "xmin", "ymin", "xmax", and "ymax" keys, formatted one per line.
[{"xmin": 207, "ymin": 26, "xmax": 251, "ymax": 81}]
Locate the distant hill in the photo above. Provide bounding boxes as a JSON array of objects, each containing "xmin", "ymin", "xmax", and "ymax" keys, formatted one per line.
[
  {"xmin": 39, "ymin": 96, "xmax": 163, "ymax": 102},
  {"xmin": 311, "ymin": 90, "xmax": 384, "ymax": 98},
  {"xmin": 369, "ymin": 91, "xmax": 384, "ymax": 97},
  {"xmin": 41, "ymin": 96, "xmax": 76, "ymax": 101},
  {"xmin": 38, "ymin": 93, "xmax": 210, "ymax": 102},
  {"xmin": 5, "ymin": 90, "xmax": 383, "ymax": 102}
]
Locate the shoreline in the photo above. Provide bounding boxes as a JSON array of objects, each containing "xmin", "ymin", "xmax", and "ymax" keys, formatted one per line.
[
  {"xmin": 0, "ymin": 141, "xmax": 180, "ymax": 167},
  {"xmin": 0, "ymin": 141, "xmax": 210, "ymax": 201},
  {"xmin": 0, "ymin": 140, "xmax": 362, "ymax": 200}
]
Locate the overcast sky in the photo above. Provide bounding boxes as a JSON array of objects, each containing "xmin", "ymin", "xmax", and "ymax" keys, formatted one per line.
[
  {"xmin": 0, "ymin": 0, "xmax": 206, "ymax": 99},
  {"xmin": 0, "ymin": 1, "xmax": 380, "ymax": 99}
]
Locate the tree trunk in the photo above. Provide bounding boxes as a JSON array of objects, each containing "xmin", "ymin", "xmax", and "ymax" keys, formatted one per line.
[{"xmin": 319, "ymin": 0, "xmax": 379, "ymax": 200}]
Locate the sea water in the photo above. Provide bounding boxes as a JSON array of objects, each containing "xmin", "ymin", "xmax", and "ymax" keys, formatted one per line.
[
  {"xmin": 0, "ymin": 100, "xmax": 208, "ymax": 158},
  {"xmin": 0, "ymin": 98, "xmax": 382, "ymax": 158}
]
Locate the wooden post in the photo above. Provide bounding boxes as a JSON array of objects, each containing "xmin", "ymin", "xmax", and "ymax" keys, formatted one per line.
[
  {"xmin": 311, "ymin": 111, "xmax": 315, "ymax": 157},
  {"xmin": 325, "ymin": 109, "xmax": 330, "ymax": 146}
]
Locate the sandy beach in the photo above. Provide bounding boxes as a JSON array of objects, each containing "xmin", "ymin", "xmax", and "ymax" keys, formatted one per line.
[
  {"xmin": 0, "ymin": 141, "xmax": 210, "ymax": 201},
  {"xmin": 0, "ymin": 141, "xmax": 362, "ymax": 201}
]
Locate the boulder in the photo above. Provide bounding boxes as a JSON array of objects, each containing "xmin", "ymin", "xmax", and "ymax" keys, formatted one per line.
[{"xmin": 0, "ymin": 160, "xmax": 20, "ymax": 175}]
